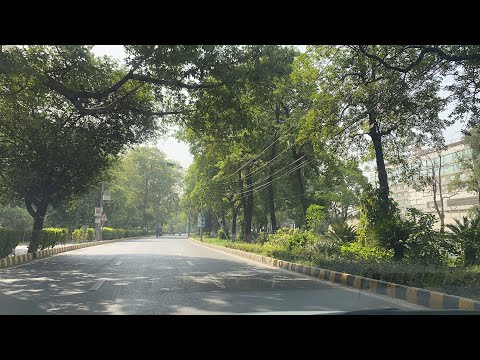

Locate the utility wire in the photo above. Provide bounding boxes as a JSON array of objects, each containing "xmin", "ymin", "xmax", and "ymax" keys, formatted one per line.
[
  {"xmin": 217, "ymin": 48, "xmax": 446, "ymax": 203},
  {"xmin": 218, "ymin": 137, "xmax": 296, "ymax": 186},
  {"xmin": 219, "ymin": 124, "xmax": 296, "ymax": 181}
]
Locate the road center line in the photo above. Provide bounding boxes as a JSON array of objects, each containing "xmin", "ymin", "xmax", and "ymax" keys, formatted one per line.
[
  {"xmin": 115, "ymin": 261, "xmax": 123, "ymax": 266},
  {"xmin": 89, "ymin": 280, "xmax": 106, "ymax": 291},
  {"xmin": 186, "ymin": 261, "xmax": 195, "ymax": 266}
]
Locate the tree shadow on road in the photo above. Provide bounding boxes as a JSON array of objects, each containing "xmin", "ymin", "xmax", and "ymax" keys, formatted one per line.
[{"xmin": 0, "ymin": 238, "xmax": 407, "ymax": 314}]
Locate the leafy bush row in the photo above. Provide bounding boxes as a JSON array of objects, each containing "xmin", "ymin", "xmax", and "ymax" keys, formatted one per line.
[
  {"xmin": 0, "ymin": 228, "xmax": 23, "ymax": 258},
  {"xmin": 38, "ymin": 228, "xmax": 68, "ymax": 249},
  {"xmin": 101, "ymin": 227, "xmax": 152, "ymax": 240},
  {"xmin": 205, "ymin": 226, "xmax": 480, "ymax": 300},
  {"xmin": 71, "ymin": 228, "xmax": 95, "ymax": 242},
  {"xmin": 71, "ymin": 227, "xmax": 153, "ymax": 242}
]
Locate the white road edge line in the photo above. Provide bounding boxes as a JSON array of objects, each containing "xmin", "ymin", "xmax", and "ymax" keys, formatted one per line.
[
  {"xmin": 89, "ymin": 279, "xmax": 106, "ymax": 291},
  {"xmin": 115, "ymin": 261, "xmax": 123, "ymax": 266},
  {"xmin": 186, "ymin": 260, "xmax": 195, "ymax": 266}
]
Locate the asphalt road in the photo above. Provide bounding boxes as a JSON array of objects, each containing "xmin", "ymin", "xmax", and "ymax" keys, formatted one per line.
[{"xmin": 0, "ymin": 236, "xmax": 425, "ymax": 314}]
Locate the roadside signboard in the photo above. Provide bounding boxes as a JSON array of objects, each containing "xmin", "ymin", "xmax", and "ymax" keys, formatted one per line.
[
  {"xmin": 197, "ymin": 213, "xmax": 205, "ymax": 227},
  {"xmin": 101, "ymin": 213, "xmax": 107, "ymax": 222},
  {"xmin": 95, "ymin": 207, "xmax": 103, "ymax": 217},
  {"xmin": 95, "ymin": 217, "xmax": 101, "ymax": 224},
  {"xmin": 102, "ymin": 191, "xmax": 111, "ymax": 201}
]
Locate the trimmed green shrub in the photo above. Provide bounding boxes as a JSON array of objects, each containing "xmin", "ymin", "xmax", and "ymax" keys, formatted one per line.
[
  {"xmin": 269, "ymin": 228, "xmax": 316, "ymax": 251},
  {"xmin": 0, "ymin": 228, "xmax": 22, "ymax": 258},
  {"xmin": 101, "ymin": 227, "xmax": 116, "ymax": 240},
  {"xmin": 72, "ymin": 229, "xmax": 86, "ymax": 242},
  {"xmin": 87, "ymin": 228, "xmax": 95, "ymax": 241},
  {"xmin": 340, "ymin": 241, "xmax": 393, "ymax": 262},
  {"xmin": 38, "ymin": 228, "xmax": 68, "ymax": 250}
]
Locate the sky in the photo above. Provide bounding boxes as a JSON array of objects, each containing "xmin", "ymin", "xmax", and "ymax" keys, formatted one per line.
[{"xmin": 91, "ymin": 45, "xmax": 465, "ymax": 170}]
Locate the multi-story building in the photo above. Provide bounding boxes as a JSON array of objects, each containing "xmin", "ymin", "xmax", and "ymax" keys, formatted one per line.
[{"xmin": 365, "ymin": 139, "xmax": 478, "ymax": 230}]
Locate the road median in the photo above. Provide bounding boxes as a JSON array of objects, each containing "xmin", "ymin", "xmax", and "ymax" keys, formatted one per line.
[{"xmin": 190, "ymin": 237, "xmax": 480, "ymax": 311}]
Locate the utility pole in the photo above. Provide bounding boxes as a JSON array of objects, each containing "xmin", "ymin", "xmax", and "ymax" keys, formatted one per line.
[
  {"xmin": 95, "ymin": 182, "xmax": 104, "ymax": 241},
  {"xmin": 100, "ymin": 182, "xmax": 104, "ymax": 240},
  {"xmin": 200, "ymin": 209, "xmax": 203, "ymax": 242}
]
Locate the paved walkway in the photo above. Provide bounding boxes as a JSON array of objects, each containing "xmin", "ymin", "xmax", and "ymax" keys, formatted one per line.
[{"xmin": 14, "ymin": 242, "xmax": 76, "ymax": 255}]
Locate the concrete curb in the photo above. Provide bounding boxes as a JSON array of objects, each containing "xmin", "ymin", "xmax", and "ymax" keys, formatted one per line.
[
  {"xmin": 191, "ymin": 238, "xmax": 480, "ymax": 311},
  {"xmin": 0, "ymin": 235, "xmax": 153, "ymax": 270}
]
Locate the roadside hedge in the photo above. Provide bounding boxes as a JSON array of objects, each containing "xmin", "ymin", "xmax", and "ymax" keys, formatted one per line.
[
  {"xmin": 0, "ymin": 228, "xmax": 23, "ymax": 258},
  {"xmin": 38, "ymin": 228, "xmax": 68, "ymax": 249},
  {"xmin": 71, "ymin": 228, "xmax": 95, "ymax": 242},
  {"xmin": 101, "ymin": 227, "xmax": 152, "ymax": 240},
  {"xmin": 71, "ymin": 227, "xmax": 152, "ymax": 242},
  {"xmin": 198, "ymin": 234, "xmax": 480, "ymax": 301}
]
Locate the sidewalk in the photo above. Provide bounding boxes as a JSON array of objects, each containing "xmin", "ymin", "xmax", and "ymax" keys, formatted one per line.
[{"xmin": 14, "ymin": 241, "xmax": 77, "ymax": 256}]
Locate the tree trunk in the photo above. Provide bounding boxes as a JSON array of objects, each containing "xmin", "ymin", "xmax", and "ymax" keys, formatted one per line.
[
  {"xmin": 142, "ymin": 177, "xmax": 149, "ymax": 230},
  {"xmin": 231, "ymin": 203, "xmax": 237, "ymax": 240},
  {"xmin": 438, "ymin": 155, "xmax": 445, "ymax": 233},
  {"xmin": 369, "ymin": 124, "xmax": 390, "ymax": 208},
  {"xmin": 221, "ymin": 212, "xmax": 229, "ymax": 239},
  {"xmin": 266, "ymin": 139, "xmax": 277, "ymax": 233},
  {"xmin": 464, "ymin": 245, "xmax": 477, "ymax": 267},
  {"xmin": 26, "ymin": 197, "xmax": 49, "ymax": 253},
  {"xmin": 292, "ymin": 147, "xmax": 307, "ymax": 227},
  {"xmin": 342, "ymin": 204, "xmax": 348, "ymax": 221},
  {"xmin": 244, "ymin": 164, "xmax": 253, "ymax": 242},
  {"xmin": 211, "ymin": 212, "xmax": 220, "ymax": 237},
  {"xmin": 393, "ymin": 243, "xmax": 405, "ymax": 261},
  {"xmin": 432, "ymin": 163, "xmax": 445, "ymax": 233}
]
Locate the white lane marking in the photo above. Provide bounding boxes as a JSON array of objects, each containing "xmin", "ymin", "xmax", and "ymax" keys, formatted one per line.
[
  {"xmin": 186, "ymin": 261, "xmax": 195, "ymax": 266},
  {"xmin": 115, "ymin": 261, "xmax": 123, "ymax": 266},
  {"xmin": 89, "ymin": 280, "xmax": 106, "ymax": 291}
]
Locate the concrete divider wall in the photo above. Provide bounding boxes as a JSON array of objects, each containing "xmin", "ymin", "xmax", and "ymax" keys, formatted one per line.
[
  {"xmin": 0, "ymin": 236, "xmax": 151, "ymax": 270},
  {"xmin": 191, "ymin": 238, "xmax": 480, "ymax": 311}
]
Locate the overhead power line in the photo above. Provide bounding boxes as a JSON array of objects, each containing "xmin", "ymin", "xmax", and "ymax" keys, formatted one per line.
[{"xmin": 219, "ymin": 124, "xmax": 296, "ymax": 181}]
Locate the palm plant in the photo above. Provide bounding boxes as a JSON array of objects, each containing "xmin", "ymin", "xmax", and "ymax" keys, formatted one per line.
[
  {"xmin": 328, "ymin": 222, "xmax": 357, "ymax": 243},
  {"xmin": 446, "ymin": 211, "xmax": 480, "ymax": 267}
]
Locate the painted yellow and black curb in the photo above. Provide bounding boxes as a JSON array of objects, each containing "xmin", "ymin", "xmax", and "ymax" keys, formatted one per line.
[
  {"xmin": 191, "ymin": 238, "xmax": 480, "ymax": 311},
  {"xmin": 0, "ymin": 236, "xmax": 152, "ymax": 270}
]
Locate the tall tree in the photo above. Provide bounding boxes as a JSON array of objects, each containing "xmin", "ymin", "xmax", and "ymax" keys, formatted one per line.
[
  {"xmin": 0, "ymin": 45, "xmax": 251, "ymax": 252},
  {"xmin": 295, "ymin": 45, "xmax": 446, "ymax": 211}
]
